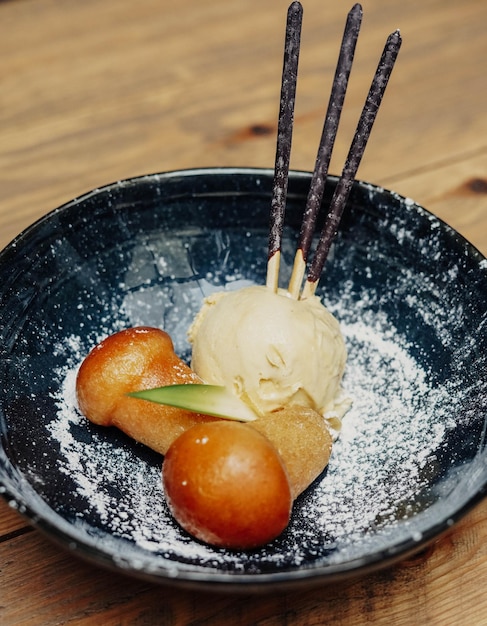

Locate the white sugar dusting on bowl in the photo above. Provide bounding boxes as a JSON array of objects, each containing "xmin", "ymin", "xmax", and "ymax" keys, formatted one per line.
[{"xmin": 46, "ymin": 278, "xmax": 459, "ymax": 571}]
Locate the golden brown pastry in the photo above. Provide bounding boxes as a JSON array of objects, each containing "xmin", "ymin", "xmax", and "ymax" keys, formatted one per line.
[
  {"xmin": 250, "ymin": 406, "xmax": 333, "ymax": 499},
  {"xmin": 76, "ymin": 326, "xmax": 216, "ymax": 454},
  {"xmin": 163, "ymin": 420, "xmax": 292, "ymax": 549}
]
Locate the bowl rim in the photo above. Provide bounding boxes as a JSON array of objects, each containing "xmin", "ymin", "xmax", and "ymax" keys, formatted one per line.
[{"xmin": 3, "ymin": 166, "xmax": 487, "ymax": 264}]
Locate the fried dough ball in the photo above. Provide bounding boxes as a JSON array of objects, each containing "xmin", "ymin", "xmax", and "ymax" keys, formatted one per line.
[
  {"xmin": 162, "ymin": 421, "xmax": 292, "ymax": 549},
  {"xmin": 76, "ymin": 327, "xmax": 216, "ymax": 454}
]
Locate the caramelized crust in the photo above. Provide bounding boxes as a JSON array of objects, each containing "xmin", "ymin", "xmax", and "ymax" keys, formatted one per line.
[{"xmin": 76, "ymin": 327, "xmax": 216, "ymax": 455}]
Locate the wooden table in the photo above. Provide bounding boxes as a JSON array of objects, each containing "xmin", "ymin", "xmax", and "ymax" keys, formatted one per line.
[{"xmin": 1, "ymin": 0, "xmax": 486, "ymax": 623}]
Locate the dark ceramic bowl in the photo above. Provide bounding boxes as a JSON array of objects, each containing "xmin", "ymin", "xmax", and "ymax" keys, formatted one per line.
[{"xmin": 0, "ymin": 168, "xmax": 486, "ymax": 592}]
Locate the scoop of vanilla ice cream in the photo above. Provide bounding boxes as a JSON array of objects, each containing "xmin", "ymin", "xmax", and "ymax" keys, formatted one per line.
[{"xmin": 188, "ymin": 285, "xmax": 349, "ymax": 422}]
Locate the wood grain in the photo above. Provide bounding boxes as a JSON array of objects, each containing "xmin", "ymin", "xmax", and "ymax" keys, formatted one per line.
[
  {"xmin": 1, "ymin": 0, "xmax": 486, "ymax": 623},
  {"xmin": 1, "ymin": 497, "xmax": 487, "ymax": 625}
]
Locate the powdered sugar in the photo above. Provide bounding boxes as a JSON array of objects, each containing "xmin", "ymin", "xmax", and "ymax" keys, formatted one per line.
[{"xmin": 46, "ymin": 275, "xmax": 460, "ymax": 571}]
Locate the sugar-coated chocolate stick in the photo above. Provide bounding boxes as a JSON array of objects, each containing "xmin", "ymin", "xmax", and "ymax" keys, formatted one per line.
[
  {"xmin": 266, "ymin": 1, "xmax": 303, "ymax": 292},
  {"xmin": 288, "ymin": 3, "xmax": 363, "ymax": 299},
  {"xmin": 301, "ymin": 29, "xmax": 402, "ymax": 300}
]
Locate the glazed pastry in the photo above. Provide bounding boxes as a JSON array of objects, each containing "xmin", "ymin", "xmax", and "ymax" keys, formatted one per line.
[{"xmin": 76, "ymin": 326, "xmax": 216, "ymax": 455}]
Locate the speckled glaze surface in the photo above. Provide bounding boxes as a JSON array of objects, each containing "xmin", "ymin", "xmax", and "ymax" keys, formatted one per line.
[{"xmin": 0, "ymin": 168, "xmax": 486, "ymax": 591}]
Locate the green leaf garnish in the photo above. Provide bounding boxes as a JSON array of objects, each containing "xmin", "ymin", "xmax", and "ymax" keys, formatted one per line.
[{"xmin": 128, "ymin": 384, "xmax": 257, "ymax": 422}]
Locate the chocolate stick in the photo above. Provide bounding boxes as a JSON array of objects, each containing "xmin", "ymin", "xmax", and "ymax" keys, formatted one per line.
[
  {"xmin": 301, "ymin": 29, "xmax": 402, "ymax": 299},
  {"xmin": 266, "ymin": 1, "xmax": 303, "ymax": 292},
  {"xmin": 288, "ymin": 3, "xmax": 363, "ymax": 298}
]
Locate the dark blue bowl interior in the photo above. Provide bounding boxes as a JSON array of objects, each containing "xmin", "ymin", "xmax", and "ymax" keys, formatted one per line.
[{"xmin": 0, "ymin": 168, "xmax": 486, "ymax": 591}]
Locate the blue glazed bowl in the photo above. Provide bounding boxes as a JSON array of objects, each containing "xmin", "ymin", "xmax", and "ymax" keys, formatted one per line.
[{"xmin": 0, "ymin": 168, "xmax": 486, "ymax": 591}]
